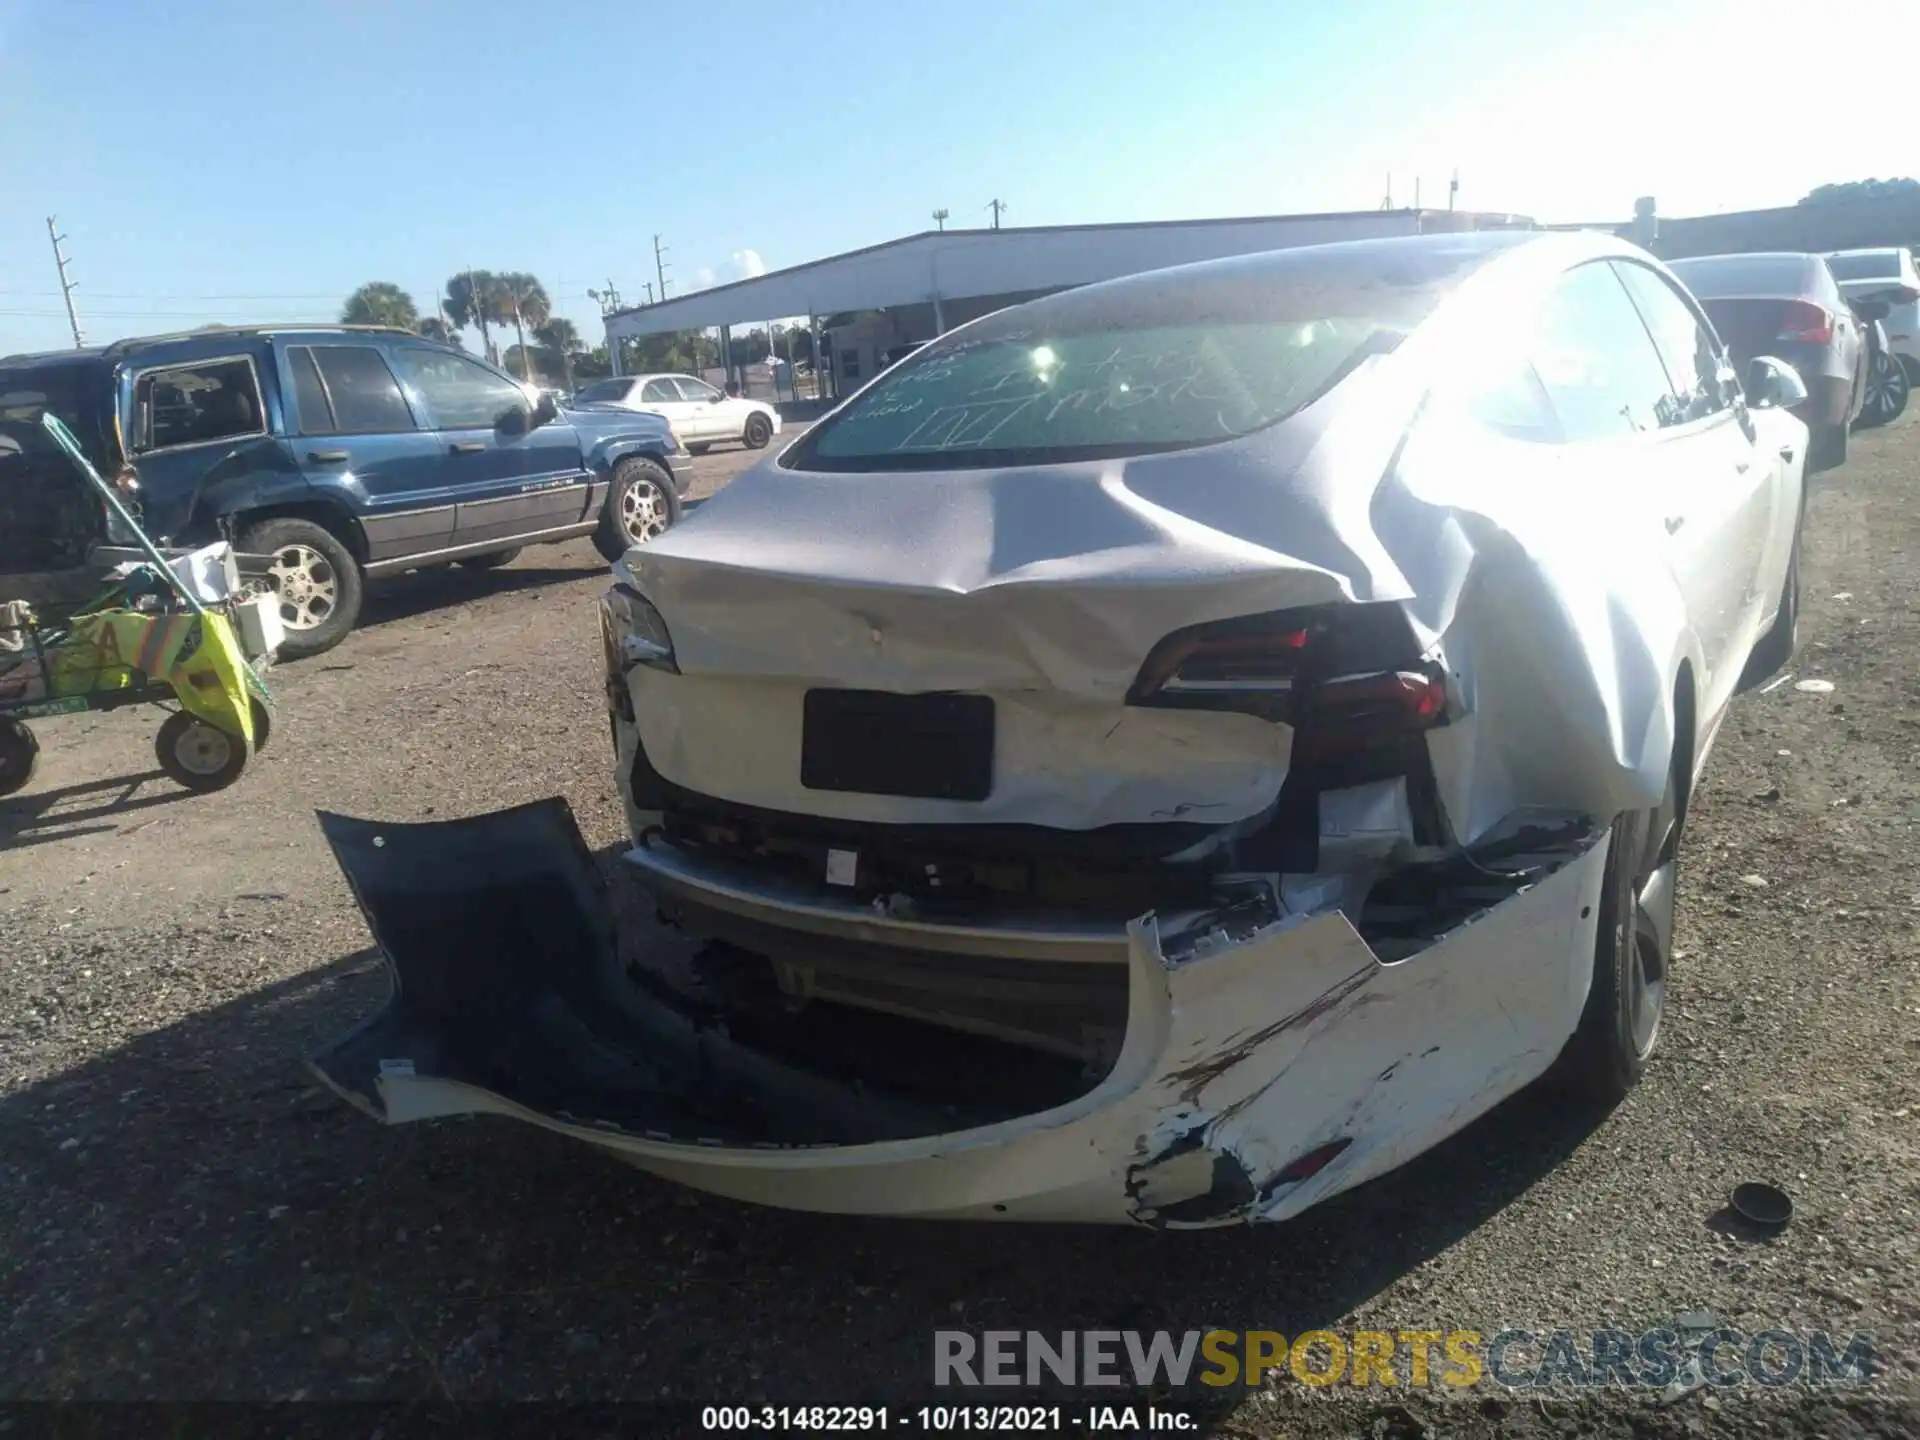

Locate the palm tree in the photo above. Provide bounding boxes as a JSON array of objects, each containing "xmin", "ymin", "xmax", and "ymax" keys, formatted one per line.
[
  {"xmin": 415, "ymin": 316, "xmax": 462, "ymax": 348},
  {"xmin": 497, "ymin": 273, "xmax": 552, "ymax": 381},
  {"xmin": 442, "ymin": 271, "xmax": 498, "ymax": 362},
  {"xmin": 340, "ymin": 282, "xmax": 418, "ymax": 329},
  {"xmin": 535, "ymin": 316, "xmax": 583, "ymax": 388}
]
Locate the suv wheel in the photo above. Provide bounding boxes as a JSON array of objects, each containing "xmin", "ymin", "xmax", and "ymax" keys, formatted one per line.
[
  {"xmin": 594, "ymin": 457, "xmax": 682, "ymax": 562},
  {"xmin": 238, "ymin": 516, "xmax": 364, "ymax": 660}
]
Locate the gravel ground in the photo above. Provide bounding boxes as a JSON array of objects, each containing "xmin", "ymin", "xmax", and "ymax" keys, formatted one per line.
[{"xmin": 2, "ymin": 421, "xmax": 1917, "ymax": 1438}]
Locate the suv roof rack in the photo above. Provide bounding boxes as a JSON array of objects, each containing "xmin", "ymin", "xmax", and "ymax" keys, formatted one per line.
[{"xmin": 100, "ymin": 324, "xmax": 425, "ymax": 359}]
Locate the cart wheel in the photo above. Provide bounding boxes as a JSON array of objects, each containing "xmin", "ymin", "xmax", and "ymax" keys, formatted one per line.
[
  {"xmin": 155, "ymin": 712, "xmax": 248, "ymax": 793},
  {"xmin": 0, "ymin": 719, "xmax": 38, "ymax": 798},
  {"xmin": 251, "ymin": 698, "xmax": 273, "ymax": 754}
]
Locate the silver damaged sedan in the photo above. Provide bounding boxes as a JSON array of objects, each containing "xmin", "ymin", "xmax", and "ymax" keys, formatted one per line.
[{"xmin": 314, "ymin": 230, "xmax": 1809, "ymax": 1227}]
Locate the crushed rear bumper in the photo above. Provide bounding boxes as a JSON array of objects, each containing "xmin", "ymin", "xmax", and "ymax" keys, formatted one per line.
[{"xmin": 310, "ymin": 798, "xmax": 1608, "ymax": 1227}]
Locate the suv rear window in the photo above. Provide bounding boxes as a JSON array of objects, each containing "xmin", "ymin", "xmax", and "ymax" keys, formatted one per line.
[
  {"xmin": 785, "ymin": 238, "xmax": 1512, "ymax": 472},
  {"xmin": 1825, "ymin": 252, "xmax": 1903, "ymax": 281},
  {"xmin": 1668, "ymin": 254, "xmax": 1812, "ymax": 297}
]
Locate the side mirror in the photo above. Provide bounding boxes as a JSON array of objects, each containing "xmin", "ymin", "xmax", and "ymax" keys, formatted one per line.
[
  {"xmin": 532, "ymin": 391, "xmax": 560, "ymax": 427},
  {"xmin": 1744, "ymin": 356, "xmax": 1809, "ymax": 411}
]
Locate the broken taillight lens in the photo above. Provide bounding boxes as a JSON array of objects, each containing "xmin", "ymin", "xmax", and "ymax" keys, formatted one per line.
[{"xmin": 1128, "ymin": 603, "xmax": 1443, "ymax": 735}]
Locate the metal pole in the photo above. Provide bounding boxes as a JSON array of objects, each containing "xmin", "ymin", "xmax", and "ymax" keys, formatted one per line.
[
  {"xmin": 654, "ymin": 235, "xmax": 671, "ymax": 300},
  {"xmin": 46, "ymin": 216, "xmax": 84, "ymax": 348}
]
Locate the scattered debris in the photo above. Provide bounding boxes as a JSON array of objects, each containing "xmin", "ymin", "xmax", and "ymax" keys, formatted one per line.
[
  {"xmin": 1739, "ymin": 875, "xmax": 1770, "ymax": 889},
  {"xmin": 1831, "ymin": 592, "xmax": 1853, "ymax": 601},
  {"xmin": 1752, "ymin": 786, "xmax": 1781, "ymax": 803},
  {"xmin": 1795, "ymin": 679, "xmax": 1836, "ymax": 694},
  {"xmin": 1730, "ymin": 1182, "xmax": 1794, "ymax": 1232},
  {"xmin": 1759, "ymin": 672, "xmax": 1795, "ymax": 694}
]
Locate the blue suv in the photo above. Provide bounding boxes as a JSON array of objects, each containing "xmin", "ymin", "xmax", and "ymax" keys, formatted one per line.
[{"xmin": 0, "ymin": 326, "xmax": 689, "ymax": 657}]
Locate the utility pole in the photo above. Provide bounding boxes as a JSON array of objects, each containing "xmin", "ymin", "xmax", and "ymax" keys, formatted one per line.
[
  {"xmin": 1381, "ymin": 174, "xmax": 1393, "ymax": 210},
  {"xmin": 46, "ymin": 216, "xmax": 84, "ymax": 349},
  {"xmin": 932, "ymin": 208, "xmax": 949, "ymax": 232},
  {"xmin": 987, "ymin": 198, "xmax": 1006, "ymax": 229},
  {"xmin": 643, "ymin": 281, "xmax": 655, "ymax": 305},
  {"xmin": 1449, "ymin": 169, "xmax": 1459, "ymax": 212},
  {"xmin": 653, "ymin": 235, "xmax": 671, "ymax": 301}
]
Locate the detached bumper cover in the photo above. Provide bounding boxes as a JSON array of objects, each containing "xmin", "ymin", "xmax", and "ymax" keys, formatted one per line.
[{"xmin": 311, "ymin": 798, "xmax": 1608, "ymax": 1227}]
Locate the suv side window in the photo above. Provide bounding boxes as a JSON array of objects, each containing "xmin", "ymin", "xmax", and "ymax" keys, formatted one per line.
[
  {"xmin": 297, "ymin": 345, "xmax": 418, "ymax": 435},
  {"xmin": 389, "ymin": 348, "xmax": 529, "ymax": 429},
  {"xmin": 1529, "ymin": 262, "xmax": 1676, "ymax": 441},
  {"xmin": 134, "ymin": 357, "xmax": 266, "ymax": 453},
  {"xmin": 1611, "ymin": 261, "xmax": 1729, "ymax": 426},
  {"xmin": 640, "ymin": 378, "xmax": 680, "ymax": 404},
  {"xmin": 673, "ymin": 376, "xmax": 721, "ymax": 403}
]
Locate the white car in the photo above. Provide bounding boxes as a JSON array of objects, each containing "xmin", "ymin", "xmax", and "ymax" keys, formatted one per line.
[
  {"xmin": 1825, "ymin": 247, "xmax": 1920, "ymax": 381},
  {"xmin": 317, "ymin": 232, "xmax": 1809, "ymax": 1228},
  {"xmin": 571, "ymin": 372, "xmax": 781, "ymax": 453}
]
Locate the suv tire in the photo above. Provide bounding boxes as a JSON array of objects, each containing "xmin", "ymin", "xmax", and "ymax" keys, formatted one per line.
[
  {"xmin": 238, "ymin": 516, "xmax": 363, "ymax": 660},
  {"xmin": 594, "ymin": 457, "xmax": 681, "ymax": 563}
]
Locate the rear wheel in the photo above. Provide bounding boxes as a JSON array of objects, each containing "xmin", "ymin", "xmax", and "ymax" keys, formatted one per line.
[
  {"xmin": 1858, "ymin": 351, "xmax": 1910, "ymax": 429},
  {"xmin": 593, "ymin": 456, "xmax": 681, "ymax": 563},
  {"xmin": 743, "ymin": 411, "xmax": 773, "ymax": 449},
  {"xmin": 0, "ymin": 719, "xmax": 39, "ymax": 798},
  {"xmin": 237, "ymin": 516, "xmax": 363, "ymax": 660},
  {"xmin": 155, "ymin": 711, "xmax": 249, "ymax": 793},
  {"xmin": 1558, "ymin": 758, "xmax": 1684, "ymax": 1102}
]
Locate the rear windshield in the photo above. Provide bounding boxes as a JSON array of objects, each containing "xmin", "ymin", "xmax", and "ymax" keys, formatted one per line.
[
  {"xmin": 573, "ymin": 378, "xmax": 629, "ymax": 403},
  {"xmin": 0, "ymin": 361, "xmax": 113, "ymax": 470},
  {"xmin": 1668, "ymin": 254, "xmax": 1812, "ymax": 298},
  {"xmin": 786, "ymin": 238, "xmax": 1515, "ymax": 471},
  {"xmin": 1825, "ymin": 252, "xmax": 1903, "ymax": 282}
]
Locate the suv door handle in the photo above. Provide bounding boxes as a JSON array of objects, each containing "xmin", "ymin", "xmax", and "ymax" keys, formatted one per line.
[
  {"xmin": 307, "ymin": 449, "xmax": 350, "ymax": 464},
  {"xmin": 449, "ymin": 441, "xmax": 486, "ymax": 454}
]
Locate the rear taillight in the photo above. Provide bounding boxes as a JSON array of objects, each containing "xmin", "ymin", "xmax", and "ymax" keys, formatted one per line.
[
  {"xmin": 1777, "ymin": 301, "xmax": 1835, "ymax": 345},
  {"xmin": 1127, "ymin": 603, "xmax": 1447, "ymax": 755}
]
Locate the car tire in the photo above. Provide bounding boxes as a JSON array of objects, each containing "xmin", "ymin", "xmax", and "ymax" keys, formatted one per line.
[
  {"xmin": 743, "ymin": 412, "xmax": 773, "ymax": 449},
  {"xmin": 455, "ymin": 548, "xmax": 522, "ymax": 570},
  {"xmin": 238, "ymin": 516, "xmax": 363, "ymax": 660},
  {"xmin": 1736, "ymin": 509, "xmax": 1800, "ymax": 693},
  {"xmin": 594, "ymin": 456, "xmax": 682, "ymax": 563},
  {"xmin": 1556, "ymin": 753, "xmax": 1684, "ymax": 1104},
  {"xmin": 154, "ymin": 711, "xmax": 249, "ymax": 793},
  {"xmin": 1857, "ymin": 351, "xmax": 1910, "ymax": 430},
  {"xmin": 0, "ymin": 718, "xmax": 39, "ymax": 798}
]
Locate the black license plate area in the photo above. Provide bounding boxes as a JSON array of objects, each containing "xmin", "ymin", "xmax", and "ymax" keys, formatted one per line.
[{"xmin": 801, "ymin": 690, "xmax": 994, "ymax": 801}]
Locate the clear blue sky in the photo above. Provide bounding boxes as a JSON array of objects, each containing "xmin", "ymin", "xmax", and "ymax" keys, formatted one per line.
[{"xmin": 1, "ymin": 0, "xmax": 1909, "ymax": 356}]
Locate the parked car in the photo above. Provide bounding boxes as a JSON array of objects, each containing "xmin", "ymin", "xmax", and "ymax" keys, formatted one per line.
[
  {"xmin": 316, "ymin": 231, "xmax": 1810, "ymax": 1227},
  {"xmin": 571, "ymin": 372, "xmax": 780, "ymax": 453},
  {"xmin": 0, "ymin": 327, "xmax": 689, "ymax": 659},
  {"xmin": 1824, "ymin": 247, "xmax": 1920, "ymax": 383},
  {"xmin": 1667, "ymin": 252, "xmax": 1865, "ymax": 471},
  {"xmin": 1851, "ymin": 308, "xmax": 1911, "ymax": 429}
]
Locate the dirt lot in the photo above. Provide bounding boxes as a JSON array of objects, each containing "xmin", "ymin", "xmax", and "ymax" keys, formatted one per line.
[{"xmin": 3, "ymin": 420, "xmax": 1918, "ymax": 1437}]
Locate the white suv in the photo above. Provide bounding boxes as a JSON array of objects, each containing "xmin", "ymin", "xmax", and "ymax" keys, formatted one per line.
[{"xmin": 1826, "ymin": 248, "xmax": 1920, "ymax": 381}]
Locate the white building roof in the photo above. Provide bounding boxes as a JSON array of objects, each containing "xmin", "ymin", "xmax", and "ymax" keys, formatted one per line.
[{"xmin": 604, "ymin": 208, "xmax": 1532, "ymax": 340}]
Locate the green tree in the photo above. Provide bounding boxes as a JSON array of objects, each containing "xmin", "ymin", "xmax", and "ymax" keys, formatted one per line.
[
  {"xmin": 415, "ymin": 316, "xmax": 463, "ymax": 348},
  {"xmin": 535, "ymin": 316, "xmax": 584, "ymax": 388},
  {"xmin": 1800, "ymin": 177, "xmax": 1920, "ymax": 205},
  {"xmin": 340, "ymin": 282, "xmax": 418, "ymax": 329},
  {"xmin": 443, "ymin": 271, "xmax": 500, "ymax": 361},
  {"xmin": 496, "ymin": 273, "xmax": 552, "ymax": 381}
]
